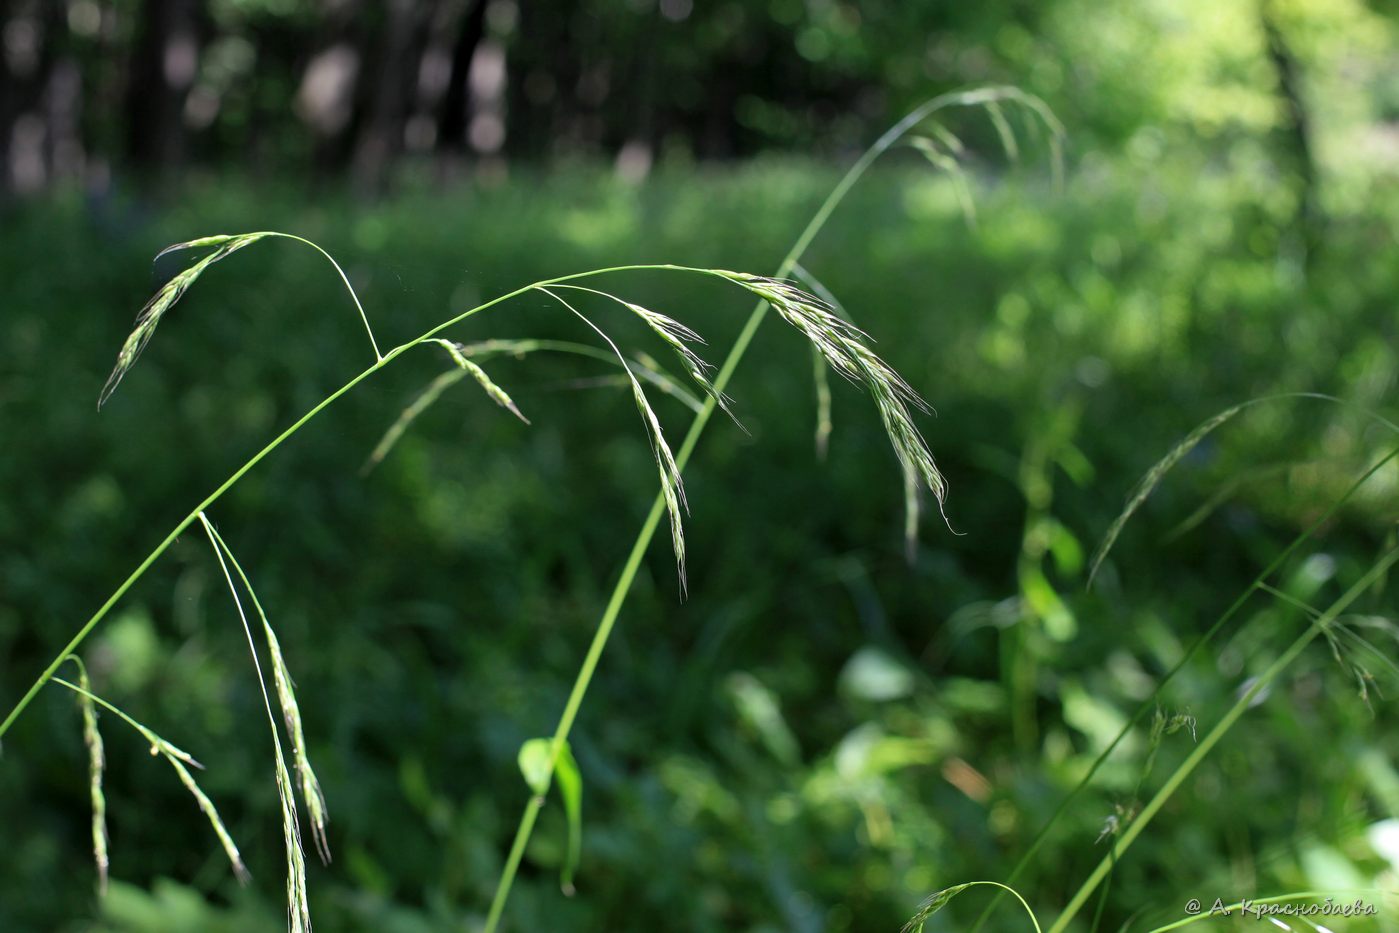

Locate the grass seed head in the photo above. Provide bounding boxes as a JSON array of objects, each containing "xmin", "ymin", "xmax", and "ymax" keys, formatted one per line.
[
  {"xmin": 536, "ymin": 286, "xmax": 691, "ymax": 590},
  {"xmin": 69, "ymin": 657, "xmax": 109, "ymax": 896},
  {"xmin": 100, "ymin": 234, "xmax": 266, "ymax": 408},
  {"xmin": 431, "ymin": 338, "xmax": 530, "ymax": 423},
  {"xmin": 719, "ymin": 272, "xmax": 948, "ymax": 528}
]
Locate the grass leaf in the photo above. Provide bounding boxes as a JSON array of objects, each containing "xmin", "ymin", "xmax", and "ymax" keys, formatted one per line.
[{"xmin": 516, "ymin": 738, "xmax": 583, "ymax": 895}]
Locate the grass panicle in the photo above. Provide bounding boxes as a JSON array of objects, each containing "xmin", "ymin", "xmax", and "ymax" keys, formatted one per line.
[
  {"xmin": 100, "ymin": 234, "xmax": 267, "ymax": 408},
  {"xmin": 100, "ymin": 230, "xmax": 384, "ymax": 410},
  {"xmin": 199, "ymin": 513, "xmax": 315, "ymax": 932},
  {"xmin": 1087, "ymin": 402, "xmax": 1247, "ymax": 587},
  {"xmin": 719, "ymin": 272, "xmax": 949, "ymax": 533},
  {"xmin": 535, "ymin": 286, "xmax": 690, "ymax": 589},
  {"xmin": 0, "ymin": 89, "xmax": 1070, "ymax": 933},
  {"xmin": 66, "ymin": 656, "xmax": 108, "ymax": 896},
  {"xmin": 52, "ymin": 674, "xmax": 250, "ymax": 884}
]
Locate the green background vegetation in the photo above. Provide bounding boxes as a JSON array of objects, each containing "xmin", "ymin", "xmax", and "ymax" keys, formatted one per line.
[{"xmin": 2, "ymin": 1, "xmax": 1399, "ymax": 931}]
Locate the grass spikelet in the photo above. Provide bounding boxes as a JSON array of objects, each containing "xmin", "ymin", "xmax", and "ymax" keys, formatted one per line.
[
  {"xmin": 717, "ymin": 272, "xmax": 949, "ymax": 532},
  {"xmin": 790, "ymin": 264, "xmax": 844, "ymax": 460},
  {"xmin": 550, "ymin": 284, "xmax": 737, "ymax": 423},
  {"xmin": 903, "ymin": 881, "xmax": 1042, "ymax": 933},
  {"xmin": 65, "ymin": 656, "xmax": 108, "ymax": 896},
  {"xmin": 985, "ymin": 100, "xmax": 1019, "ymax": 161},
  {"xmin": 1087, "ymin": 402, "xmax": 1247, "ymax": 588},
  {"xmin": 51, "ymin": 674, "xmax": 250, "ymax": 884},
  {"xmin": 198, "ymin": 513, "xmax": 314, "ymax": 932},
  {"xmin": 908, "ymin": 136, "xmax": 978, "ymax": 227},
  {"xmin": 535, "ymin": 286, "xmax": 689, "ymax": 589},
  {"xmin": 361, "ymin": 368, "xmax": 469, "ymax": 475},
  {"xmin": 164, "ymin": 752, "xmax": 255, "ymax": 886},
  {"xmin": 361, "ymin": 339, "xmax": 702, "ymax": 475},
  {"xmin": 201, "ymin": 515, "xmax": 331, "ymax": 867},
  {"xmin": 428, "ymin": 338, "xmax": 530, "ymax": 424},
  {"xmin": 100, "ymin": 234, "xmax": 266, "ymax": 408}
]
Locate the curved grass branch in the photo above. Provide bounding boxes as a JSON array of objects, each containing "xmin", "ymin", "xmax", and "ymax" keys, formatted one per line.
[
  {"xmin": 0, "ymin": 261, "xmax": 789, "ymax": 744},
  {"xmin": 904, "ymin": 880, "xmax": 1043, "ymax": 933}
]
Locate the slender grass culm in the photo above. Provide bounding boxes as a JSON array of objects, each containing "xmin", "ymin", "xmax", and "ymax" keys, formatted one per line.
[
  {"xmin": 0, "ymin": 87, "xmax": 1062, "ymax": 928},
  {"xmin": 965, "ymin": 396, "xmax": 1399, "ymax": 933}
]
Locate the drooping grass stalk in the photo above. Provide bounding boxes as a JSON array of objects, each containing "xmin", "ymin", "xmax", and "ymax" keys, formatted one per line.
[
  {"xmin": 201, "ymin": 517, "xmax": 330, "ymax": 864},
  {"xmin": 199, "ymin": 513, "xmax": 312, "ymax": 932},
  {"xmin": 1047, "ymin": 542, "xmax": 1399, "ymax": 933},
  {"xmin": 969, "ymin": 398, "xmax": 1399, "ymax": 933},
  {"xmin": 482, "ymin": 86, "xmax": 1062, "ymax": 932},
  {"xmin": 52, "ymin": 673, "xmax": 250, "ymax": 883},
  {"xmin": 0, "ymin": 257, "xmax": 897, "ymax": 746},
  {"xmin": 99, "ymin": 232, "xmax": 382, "ymax": 407},
  {"xmin": 536, "ymin": 285, "xmax": 694, "ymax": 589}
]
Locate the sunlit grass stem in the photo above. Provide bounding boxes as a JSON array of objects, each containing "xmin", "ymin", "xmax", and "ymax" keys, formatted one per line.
[
  {"xmin": 1047, "ymin": 543, "xmax": 1399, "ymax": 933},
  {"xmin": 481, "ymin": 85, "xmax": 1055, "ymax": 933}
]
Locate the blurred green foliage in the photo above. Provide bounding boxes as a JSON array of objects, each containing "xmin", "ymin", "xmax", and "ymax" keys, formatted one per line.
[{"xmin": 4, "ymin": 76, "xmax": 1399, "ymax": 932}]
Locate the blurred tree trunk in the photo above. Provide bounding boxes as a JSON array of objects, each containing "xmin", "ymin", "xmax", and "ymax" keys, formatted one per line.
[
  {"xmin": 436, "ymin": 0, "xmax": 488, "ymax": 154},
  {"xmin": 124, "ymin": 0, "xmax": 202, "ymax": 175},
  {"xmin": 1260, "ymin": 1, "xmax": 1321, "ymax": 275},
  {"xmin": 350, "ymin": 0, "xmax": 437, "ymax": 195},
  {"xmin": 1, "ymin": 0, "xmax": 65, "ymax": 194}
]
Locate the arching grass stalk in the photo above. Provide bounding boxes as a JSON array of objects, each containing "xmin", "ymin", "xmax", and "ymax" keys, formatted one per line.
[
  {"xmin": 969, "ymin": 398, "xmax": 1399, "ymax": 933},
  {"xmin": 1047, "ymin": 542, "xmax": 1399, "ymax": 933},
  {"xmin": 0, "ymin": 257, "xmax": 898, "ymax": 747},
  {"xmin": 481, "ymin": 85, "xmax": 1062, "ymax": 932},
  {"xmin": 904, "ymin": 881, "xmax": 1043, "ymax": 933}
]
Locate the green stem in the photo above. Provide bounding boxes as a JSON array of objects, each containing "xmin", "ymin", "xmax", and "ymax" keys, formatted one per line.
[
  {"xmin": 1047, "ymin": 544, "xmax": 1399, "ymax": 933},
  {"xmin": 970, "ymin": 434, "xmax": 1399, "ymax": 933},
  {"xmin": 481, "ymin": 86, "xmax": 1042, "ymax": 932}
]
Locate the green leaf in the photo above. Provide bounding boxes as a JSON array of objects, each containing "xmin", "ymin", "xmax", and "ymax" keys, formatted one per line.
[
  {"xmin": 517, "ymin": 738, "xmax": 554, "ymax": 796},
  {"xmin": 516, "ymin": 737, "xmax": 584, "ymax": 895},
  {"xmin": 553, "ymin": 743, "xmax": 583, "ymax": 895}
]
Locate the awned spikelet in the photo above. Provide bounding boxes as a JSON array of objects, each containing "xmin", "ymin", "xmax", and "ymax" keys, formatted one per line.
[
  {"xmin": 66, "ymin": 657, "xmax": 108, "ymax": 896},
  {"xmin": 550, "ymin": 284, "xmax": 738, "ymax": 423},
  {"xmin": 199, "ymin": 513, "xmax": 317, "ymax": 931},
  {"xmin": 429, "ymin": 338, "xmax": 530, "ymax": 424},
  {"xmin": 716, "ymin": 272, "xmax": 950, "ymax": 529},
  {"xmin": 99, "ymin": 234, "xmax": 267, "ymax": 407},
  {"xmin": 53, "ymin": 672, "xmax": 250, "ymax": 885},
  {"xmin": 535, "ymin": 286, "xmax": 691, "ymax": 589}
]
